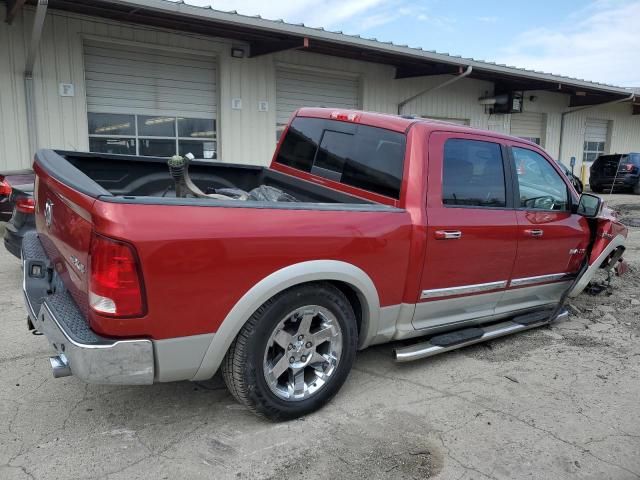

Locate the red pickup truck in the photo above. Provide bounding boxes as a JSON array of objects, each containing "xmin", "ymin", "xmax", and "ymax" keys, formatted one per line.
[{"xmin": 22, "ymin": 108, "xmax": 627, "ymax": 419}]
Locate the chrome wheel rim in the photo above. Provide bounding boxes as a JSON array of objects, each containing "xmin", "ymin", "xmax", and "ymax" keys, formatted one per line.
[{"xmin": 263, "ymin": 305, "xmax": 343, "ymax": 401}]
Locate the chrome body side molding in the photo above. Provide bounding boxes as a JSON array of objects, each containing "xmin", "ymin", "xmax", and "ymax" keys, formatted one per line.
[
  {"xmin": 420, "ymin": 280, "xmax": 507, "ymax": 299},
  {"xmin": 509, "ymin": 273, "xmax": 572, "ymax": 287}
]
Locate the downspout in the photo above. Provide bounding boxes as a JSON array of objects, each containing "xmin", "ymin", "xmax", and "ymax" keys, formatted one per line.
[
  {"xmin": 397, "ymin": 65, "xmax": 473, "ymax": 115},
  {"xmin": 24, "ymin": 0, "xmax": 48, "ymax": 157},
  {"xmin": 558, "ymin": 92, "xmax": 635, "ymax": 164}
]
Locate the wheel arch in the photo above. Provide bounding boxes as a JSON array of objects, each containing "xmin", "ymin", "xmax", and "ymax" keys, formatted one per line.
[{"xmin": 191, "ymin": 260, "xmax": 381, "ymax": 381}]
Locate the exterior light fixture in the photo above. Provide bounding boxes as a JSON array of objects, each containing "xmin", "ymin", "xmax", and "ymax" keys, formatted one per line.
[{"xmin": 231, "ymin": 47, "xmax": 245, "ymax": 58}]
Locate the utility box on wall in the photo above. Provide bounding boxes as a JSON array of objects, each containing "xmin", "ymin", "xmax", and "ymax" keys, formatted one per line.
[{"xmin": 492, "ymin": 91, "xmax": 523, "ymax": 114}]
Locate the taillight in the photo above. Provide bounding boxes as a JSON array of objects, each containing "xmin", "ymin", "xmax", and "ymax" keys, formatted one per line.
[
  {"xmin": 16, "ymin": 197, "xmax": 35, "ymax": 214},
  {"xmin": 0, "ymin": 179, "xmax": 11, "ymax": 197},
  {"xmin": 89, "ymin": 233, "xmax": 145, "ymax": 317},
  {"xmin": 330, "ymin": 111, "xmax": 360, "ymax": 122}
]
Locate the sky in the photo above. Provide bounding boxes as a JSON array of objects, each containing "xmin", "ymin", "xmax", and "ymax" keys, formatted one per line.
[{"xmin": 182, "ymin": 0, "xmax": 640, "ymax": 87}]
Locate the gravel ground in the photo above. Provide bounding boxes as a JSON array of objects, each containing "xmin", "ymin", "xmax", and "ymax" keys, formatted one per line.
[{"xmin": 1, "ymin": 193, "xmax": 639, "ymax": 480}]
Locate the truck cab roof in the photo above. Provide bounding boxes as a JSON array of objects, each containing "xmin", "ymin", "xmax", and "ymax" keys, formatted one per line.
[{"xmin": 295, "ymin": 107, "xmax": 542, "ymax": 148}]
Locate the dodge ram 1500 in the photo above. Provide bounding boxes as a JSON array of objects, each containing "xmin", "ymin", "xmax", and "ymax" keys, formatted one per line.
[{"xmin": 22, "ymin": 108, "xmax": 627, "ymax": 419}]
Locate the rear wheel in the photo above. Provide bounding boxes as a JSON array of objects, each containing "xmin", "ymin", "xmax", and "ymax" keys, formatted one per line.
[
  {"xmin": 590, "ymin": 184, "xmax": 603, "ymax": 193},
  {"xmin": 633, "ymin": 182, "xmax": 640, "ymax": 195},
  {"xmin": 221, "ymin": 282, "xmax": 358, "ymax": 420}
]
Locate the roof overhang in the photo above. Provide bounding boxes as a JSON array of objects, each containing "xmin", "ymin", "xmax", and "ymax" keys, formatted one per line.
[{"xmin": 11, "ymin": 0, "xmax": 636, "ymax": 105}]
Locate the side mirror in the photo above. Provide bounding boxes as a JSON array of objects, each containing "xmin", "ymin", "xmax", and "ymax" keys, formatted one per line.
[{"xmin": 576, "ymin": 193, "xmax": 603, "ymax": 218}]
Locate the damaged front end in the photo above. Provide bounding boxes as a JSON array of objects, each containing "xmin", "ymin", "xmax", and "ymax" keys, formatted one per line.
[{"xmin": 569, "ymin": 201, "xmax": 629, "ymax": 297}]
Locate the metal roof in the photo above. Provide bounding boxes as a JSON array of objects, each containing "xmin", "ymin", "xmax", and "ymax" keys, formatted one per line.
[{"xmin": 13, "ymin": 0, "xmax": 637, "ymax": 102}]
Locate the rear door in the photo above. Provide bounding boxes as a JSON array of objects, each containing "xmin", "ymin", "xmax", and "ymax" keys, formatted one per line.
[
  {"xmin": 414, "ymin": 132, "xmax": 518, "ymax": 330},
  {"xmin": 500, "ymin": 145, "xmax": 590, "ymax": 314}
]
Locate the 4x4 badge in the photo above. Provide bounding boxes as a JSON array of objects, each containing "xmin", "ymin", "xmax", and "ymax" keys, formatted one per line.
[{"xmin": 44, "ymin": 199, "xmax": 53, "ymax": 228}]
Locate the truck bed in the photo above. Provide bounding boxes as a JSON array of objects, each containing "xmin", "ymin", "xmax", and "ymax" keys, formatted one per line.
[{"xmin": 45, "ymin": 150, "xmax": 377, "ymax": 207}]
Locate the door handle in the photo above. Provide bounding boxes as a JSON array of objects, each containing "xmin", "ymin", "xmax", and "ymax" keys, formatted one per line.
[
  {"xmin": 524, "ymin": 229, "xmax": 544, "ymax": 237},
  {"xmin": 434, "ymin": 230, "xmax": 462, "ymax": 240}
]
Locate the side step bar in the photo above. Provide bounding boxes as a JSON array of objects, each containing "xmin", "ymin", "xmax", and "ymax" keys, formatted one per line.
[{"xmin": 394, "ymin": 309, "xmax": 568, "ymax": 362}]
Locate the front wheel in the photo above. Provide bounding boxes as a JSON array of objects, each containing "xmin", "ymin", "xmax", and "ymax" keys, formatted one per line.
[{"xmin": 221, "ymin": 282, "xmax": 358, "ymax": 420}]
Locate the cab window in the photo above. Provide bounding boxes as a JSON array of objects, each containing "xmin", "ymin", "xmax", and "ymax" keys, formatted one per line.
[
  {"xmin": 276, "ymin": 117, "xmax": 406, "ymax": 198},
  {"xmin": 512, "ymin": 147, "xmax": 569, "ymax": 211},
  {"xmin": 442, "ymin": 139, "xmax": 506, "ymax": 207}
]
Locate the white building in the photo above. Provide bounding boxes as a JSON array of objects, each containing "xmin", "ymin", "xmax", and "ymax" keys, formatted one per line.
[{"xmin": 1, "ymin": 0, "xmax": 639, "ymax": 178}]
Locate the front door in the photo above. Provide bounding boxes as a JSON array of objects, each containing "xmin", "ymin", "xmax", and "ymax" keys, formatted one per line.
[
  {"xmin": 413, "ymin": 133, "xmax": 518, "ymax": 331},
  {"xmin": 497, "ymin": 145, "xmax": 590, "ymax": 315}
]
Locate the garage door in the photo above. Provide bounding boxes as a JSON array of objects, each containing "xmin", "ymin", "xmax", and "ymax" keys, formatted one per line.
[
  {"xmin": 583, "ymin": 118, "xmax": 609, "ymax": 163},
  {"xmin": 84, "ymin": 41, "xmax": 218, "ymax": 159},
  {"xmin": 510, "ymin": 112, "xmax": 545, "ymax": 145},
  {"xmin": 276, "ymin": 68, "xmax": 360, "ymax": 131}
]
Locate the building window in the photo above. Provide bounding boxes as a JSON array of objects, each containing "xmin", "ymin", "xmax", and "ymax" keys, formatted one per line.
[
  {"xmin": 583, "ymin": 141, "xmax": 605, "ymax": 163},
  {"xmin": 518, "ymin": 137, "xmax": 541, "ymax": 145},
  {"xmin": 88, "ymin": 113, "xmax": 217, "ymax": 159}
]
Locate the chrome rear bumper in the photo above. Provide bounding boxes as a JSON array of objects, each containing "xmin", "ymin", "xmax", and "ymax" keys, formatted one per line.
[
  {"xmin": 29, "ymin": 300, "xmax": 154, "ymax": 384},
  {"xmin": 22, "ymin": 231, "xmax": 154, "ymax": 385}
]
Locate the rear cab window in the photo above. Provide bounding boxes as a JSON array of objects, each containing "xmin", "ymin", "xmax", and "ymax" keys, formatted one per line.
[
  {"xmin": 442, "ymin": 138, "xmax": 507, "ymax": 208},
  {"xmin": 275, "ymin": 117, "xmax": 406, "ymax": 199}
]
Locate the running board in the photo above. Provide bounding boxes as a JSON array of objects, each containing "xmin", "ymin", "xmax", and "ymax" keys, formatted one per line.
[{"xmin": 394, "ymin": 309, "xmax": 568, "ymax": 362}]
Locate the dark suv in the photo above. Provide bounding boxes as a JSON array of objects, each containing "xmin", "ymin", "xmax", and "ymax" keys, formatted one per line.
[{"xmin": 590, "ymin": 153, "xmax": 640, "ymax": 194}]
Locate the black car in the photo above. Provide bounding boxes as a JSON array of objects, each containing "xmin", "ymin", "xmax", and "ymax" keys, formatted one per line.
[
  {"xmin": 590, "ymin": 153, "xmax": 640, "ymax": 194},
  {"xmin": 2, "ymin": 174, "xmax": 35, "ymax": 259},
  {"xmin": 1, "ymin": 170, "xmax": 34, "ymax": 221}
]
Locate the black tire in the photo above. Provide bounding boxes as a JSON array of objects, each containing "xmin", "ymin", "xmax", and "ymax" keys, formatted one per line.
[
  {"xmin": 221, "ymin": 282, "xmax": 358, "ymax": 420},
  {"xmin": 590, "ymin": 184, "xmax": 602, "ymax": 193},
  {"xmin": 633, "ymin": 182, "xmax": 640, "ymax": 195}
]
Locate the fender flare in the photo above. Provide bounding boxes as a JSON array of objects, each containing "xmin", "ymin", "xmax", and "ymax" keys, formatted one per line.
[{"xmin": 191, "ymin": 260, "xmax": 381, "ymax": 381}]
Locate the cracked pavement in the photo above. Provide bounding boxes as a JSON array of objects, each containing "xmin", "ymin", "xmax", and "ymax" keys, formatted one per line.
[{"xmin": 1, "ymin": 193, "xmax": 639, "ymax": 479}]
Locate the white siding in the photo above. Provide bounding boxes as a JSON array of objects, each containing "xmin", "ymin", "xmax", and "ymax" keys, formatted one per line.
[
  {"xmin": 276, "ymin": 67, "xmax": 360, "ymax": 125},
  {"xmin": 0, "ymin": 6, "xmax": 639, "ymax": 172},
  {"xmin": 0, "ymin": 7, "xmax": 34, "ymax": 170},
  {"xmin": 394, "ymin": 75, "xmax": 494, "ymax": 130},
  {"xmin": 560, "ymin": 102, "xmax": 639, "ymax": 173},
  {"xmin": 423, "ymin": 116, "xmax": 470, "ymax": 125}
]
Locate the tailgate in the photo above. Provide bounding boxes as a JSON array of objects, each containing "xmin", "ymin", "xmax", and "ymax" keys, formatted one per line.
[{"xmin": 35, "ymin": 167, "xmax": 96, "ymax": 314}]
